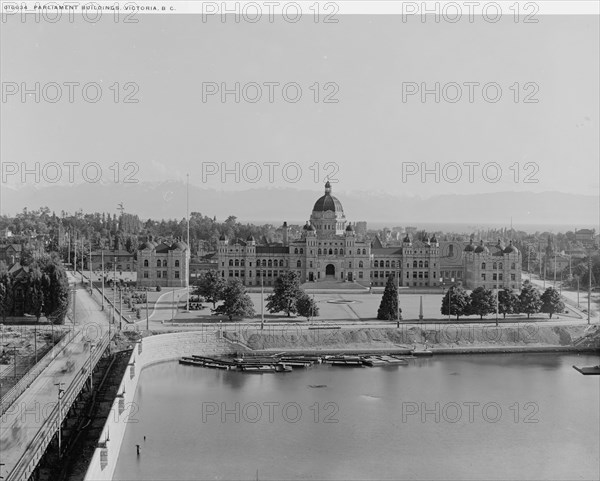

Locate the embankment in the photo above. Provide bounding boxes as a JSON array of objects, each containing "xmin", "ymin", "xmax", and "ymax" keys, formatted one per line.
[{"xmin": 224, "ymin": 323, "xmax": 600, "ymax": 353}]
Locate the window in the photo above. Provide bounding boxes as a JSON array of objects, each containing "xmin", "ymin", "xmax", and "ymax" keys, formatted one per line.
[
  {"xmin": 406, "ymin": 272, "xmax": 409, "ymax": 278},
  {"xmin": 268, "ymin": 260, "xmax": 272, "ymax": 267},
  {"xmin": 493, "ymin": 262, "xmax": 497, "ymax": 270},
  {"xmin": 340, "ymin": 248, "xmax": 344, "ymax": 255},
  {"xmin": 229, "ymin": 260, "xmax": 233, "ymax": 267},
  {"xmin": 424, "ymin": 261, "xmax": 429, "ymax": 268},
  {"xmin": 359, "ymin": 271, "xmax": 363, "ymax": 278},
  {"xmin": 300, "ymin": 248, "xmax": 304, "ymax": 254},
  {"xmin": 297, "ymin": 260, "xmax": 301, "ymax": 268},
  {"xmin": 157, "ymin": 260, "xmax": 161, "ymax": 267},
  {"xmin": 175, "ymin": 271, "xmax": 180, "ymax": 279},
  {"xmin": 163, "ymin": 260, "xmax": 168, "ymax": 267},
  {"xmin": 385, "ymin": 261, "xmax": 390, "ymax": 268},
  {"xmin": 329, "ymin": 249, "xmax": 333, "ymax": 255},
  {"xmin": 493, "ymin": 273, "xmax": 497, "ymax": 281},
  {"xmin": 359, "ymin": 261, "xmax": 363, "ymax": 268},
  {"xmin": 418, "ymin": 261, "xmax": 423, "ymax": 268},
  {"xmin": 407, "ymin": 263, "xmax": 410, "ymax": 269},
  {"xmin": 318, "ymin": 248, "xmax": 322, "ymax": 255},
  {"xmin": 362, "ymin": 249, "xmax": 366, "ymax": 255},
  {"xmin": 349, "ymin": 250, "xmax": 352, "ymax": 255},
  {"xmin": 310, "ymin": 261, "xmax": 313, "ymax": 268},
  {"xmin": 511, "ymin": 263, "xmax": 516, "ymax": 270},
  {"xmin": 390, "ymin": 261, "xmax": 395, "ymax": 268},
  {"xmin": 334, "ymin": 248, "xmax": 338, "ymax": 255},
  {"xmin": 175, "ymin": 260, "xmax": 180, "ymax": 267},
  {"xmin": 511, "ymin": 274, "xmax": 516, "ymax": 281},
  {"xmin": 499, "ymin": 263, "xmax": 503, "ymax": 269},
  {"xmin": 262, "ymin": 260, "xmax": 266, "ymax": 267},
  {"xmin": 294, "ymin": 248, "xmax": 298, "ymax": 254},
  {"xmin": 481, "ymin": 273, "xmax": 486, "ymax": 280},
  {"xmin": 241, "ymin": 259, "xmax": 246, "ymax": 267},
  {"xmin": 235, "ymin": 259, "xmax": 239, "ymax": 267},
  {"xmin": 424, "ymin": 272, "xmax": 429, "ymax": 278},
  {"xmin": 481, "ymin": 263, "xmax": 486, "ymax": 269},
  {"xmin": 413, "ymin": 272, "xmax": 417, "ymax": 278},
  {"xmin": 144, "ymin": 260, "xmax": 149, "ymax": 267},
  {"xmin": 418, "ymin": 272, "xmax": 423, "ymax": 279},
  {"xmin": 374, "ymin": 271, "xmax": 379, "ymax": 278},
  {"xmin": 229, "ymin": 271, "xmax": 233, "ymax": 277},
  {"xmin": 157, "ymin": 271, "xmax": 162, "ymax": 278},
  {"xmin": 163, "ymin": 271, "xmax": 167, "ymax": 278},
  {"xmin": 374, "ymin": 260, "xmax": 379, "ymax": 268},
  {"xmin": 413, "ymin": 261, "xmax": 417, "ymax": 268},
  {"xmin": 449, "ymin": 245, "xmax": 454, "ymax": 256},
  {"xmin": 349, "ymin": 262, "xmax": 352, "ymax": 269},
  {"xmin": 499, "ymin": 274, "xmax": 503, "ymax": 281},
  {"xmin": 143, "ymin": 271, "xmax": 148, "ymax": 278}
]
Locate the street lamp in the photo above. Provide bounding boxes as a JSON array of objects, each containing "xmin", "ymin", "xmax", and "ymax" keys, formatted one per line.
[
  {"xmin": 88, "ymin": 342, "xmax": 96, "ymax": 391},
  {"xmin": 440, "ymin": 277, "xmax": 455, "ymax": 322},
  {"xmin": 55, "ymin": 382, "xmax": 65, "ymax": 456}
]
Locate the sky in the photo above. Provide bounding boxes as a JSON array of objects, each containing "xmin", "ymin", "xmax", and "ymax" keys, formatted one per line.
[{"xmin": 1, "ymin": 11, "xmax": 599, "ymax": 205}]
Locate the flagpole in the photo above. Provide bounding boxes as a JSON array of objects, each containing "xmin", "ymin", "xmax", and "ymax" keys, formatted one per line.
[{"xmin": 186, "ymin": 173, "xmax": 190, "ymax": 312}]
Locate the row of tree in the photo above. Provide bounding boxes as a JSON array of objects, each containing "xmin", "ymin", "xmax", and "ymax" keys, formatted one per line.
[
  {"xmin": 376, "ymin": 276, "xmax": 566, "ymax": 321},
  {"xmin": 193, "ymin": 271, "xmax": 319, "ymax": 321},
  {"xmin": 0, "ymin": 254, "xmax": 70, "ymax": 324},
  {"xmin": 439, "ymin": 281, "xmax": 565, "ymax": 320}
]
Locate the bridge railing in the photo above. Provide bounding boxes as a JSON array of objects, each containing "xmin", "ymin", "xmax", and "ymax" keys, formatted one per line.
[
  {"xmin": 5, "ymin": 330, "xmax": 110, "ymax": 481},
  {"xmin": 0, "ymin": 328, "xmax": 77, "ymax": 416}
]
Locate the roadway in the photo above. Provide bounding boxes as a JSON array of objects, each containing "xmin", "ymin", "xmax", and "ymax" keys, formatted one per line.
[{"xmin": 0, "ymin": 272, "xmax": 110, "ymax": 480}]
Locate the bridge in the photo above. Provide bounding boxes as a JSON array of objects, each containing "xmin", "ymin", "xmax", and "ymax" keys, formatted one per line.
[{"xmin": 0, "ymin": 272, "xmax": 129, "ymax": 481}]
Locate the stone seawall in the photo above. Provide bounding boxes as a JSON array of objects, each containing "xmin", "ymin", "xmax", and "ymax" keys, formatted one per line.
[
  {"xmin": 225, "ymin": 323, "xmax": 600, "ymax": 352},
  {"xmin": 82, "ymin": 331, "xmax": 238, "ymax": 481}
]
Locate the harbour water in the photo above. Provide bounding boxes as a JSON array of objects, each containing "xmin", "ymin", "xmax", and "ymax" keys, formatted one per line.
[{"xmin": 114, "ymin": 353, "xmax": 599, "ymax": 481}]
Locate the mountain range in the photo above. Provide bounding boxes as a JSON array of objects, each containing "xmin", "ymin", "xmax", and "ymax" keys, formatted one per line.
[{"xmin": 1, "ymin": 182, "xmax": 598, "ymax": 230}]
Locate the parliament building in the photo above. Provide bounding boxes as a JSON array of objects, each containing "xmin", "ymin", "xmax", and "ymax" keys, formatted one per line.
[{"xmin": 216, "ymin": 182, "xmax": 522, "ymax": 291}]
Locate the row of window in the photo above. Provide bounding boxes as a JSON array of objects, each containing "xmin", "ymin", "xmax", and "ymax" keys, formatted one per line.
[
  {"xmin": 481, "ymin": 273, "xmax": 517, "ymax": 281},
  {"xmin": 143, "ymin": 259, "xmax": 180, "ymax": 268},
  {"xmin": 480, "ymin": 262, "xmax": 516, "ymax": 270},
  {"xmin": 142, "ymin": 270, "xmax": 180, "ymax": 278}
]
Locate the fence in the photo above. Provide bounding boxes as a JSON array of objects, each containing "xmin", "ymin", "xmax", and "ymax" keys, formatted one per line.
[{"xmin": 0, "ymin": 328, "xmax": 77, "ymax": 415}]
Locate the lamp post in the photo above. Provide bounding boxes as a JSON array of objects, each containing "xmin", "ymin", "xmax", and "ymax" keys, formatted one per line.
[
  {"xmin": 260, "ymin": 271, "xmax": 265, "ymax": 330},
  {"xmin": 495, "ymin": 288, "xmax": 499, "ymax": 327},
  {"xmin": 101, "ymin": 250, "xmax": 105, "ymax": 311},
  {"xmin": 88, "ymin": 342, "xmax": 96, "ymax": 391},
  {"xmin": 146, "ymin": 290, "xmax": 149, "ymax": 331},
  {"xmin": 55, "ymin": 382, "xmax": 65, "ymax": 456}
]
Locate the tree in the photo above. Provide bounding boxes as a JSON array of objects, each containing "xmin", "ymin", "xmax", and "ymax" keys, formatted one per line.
[
  {"xmin": 266, "ymin": 272, "xmax": 302, "ymax": 317},
  {"xmin": 540, "ymin": 287, "xmax": 565, "ymax": 319},
  {"xmin": 37, "ymin": 255, "xmax": 70, "ymax": 324},
  {"xmin": 0, "ymin": 271, "xmax": 13, "ymax": 322},
  {"xmin": 27, "ymin": 267, "xmax": 45, "ymax": 322},
  {"xmin": 194, "ymin": 270, "xmax": 227, "ymax": 308},
  {"xmin": 296, "ymin": 293, "xmax": 319, "ymax": 321},
  {"xmin": 441, "ymin": 284, "xmax": 470, "ymax": 320},
  {"xmin": 377, "ymin": 275, "xmax": 401, "ymax": 320},
  {"xmin": 469, "ymin": 287, "xmax": 496, "ymax": 319},
  {"xmin": 498, "ymin": 289, "xmax": 520, "ymax": 319},
  {"xmin": 518, "ymin": 281, "xmax": 542, "ymax": 319},
  {"xmin": 213, "ymin": 279, "xmax": 255, "ymax": 321}
]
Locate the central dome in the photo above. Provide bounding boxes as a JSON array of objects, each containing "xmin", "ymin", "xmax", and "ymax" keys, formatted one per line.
[{"xmin": 312, "ymin": 181, "xmax": 344, "ymax": 213}]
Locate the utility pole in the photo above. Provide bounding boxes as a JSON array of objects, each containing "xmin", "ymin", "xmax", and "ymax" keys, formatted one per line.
[
  {"xmin": 588, "ymin": 254, "xmax": 592, "ymax": 325},
  {"xmin": 101, "ymin": 250, "xmax": 105, "ymax": 310},
  {"xmin": 73, "ymin": 231, "xmax": 77, "ymax": 275},
  {"xmin": 260, "ymin": 272, "xmax": 264, "ymax": 330},
  {"xmin": 171, "ymin": 289, "xmax": 175, "ymax": 322},
  {"xmin": 554, "ymin": 253, "xmax": 557, "ymax": 287},
  {"xmin": 89, "ymin": 241, "xmax": 93, "ymax": 295},
  {"xmin": 146, "ymin": 291, "xmax": 149, "ymax": 331},
  {"xmin": 113, "ymin": 257, "xmax": 117, "ymax": 326},
  {"xmin": 55, "ymin": 382, "xmax": 65, "ymax": 456},
  {"xmin": 119, "ymin": 287, "xmax": 123, "ymax": 331},
  {"xmin": 396, "ymin": 267, "xmax": 401, "ymax": 322}
]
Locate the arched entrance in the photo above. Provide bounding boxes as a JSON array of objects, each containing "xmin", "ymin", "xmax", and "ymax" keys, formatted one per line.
[{"xmin": 325, "ymin": 264, "xmax": 335, "ymax": 278}]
